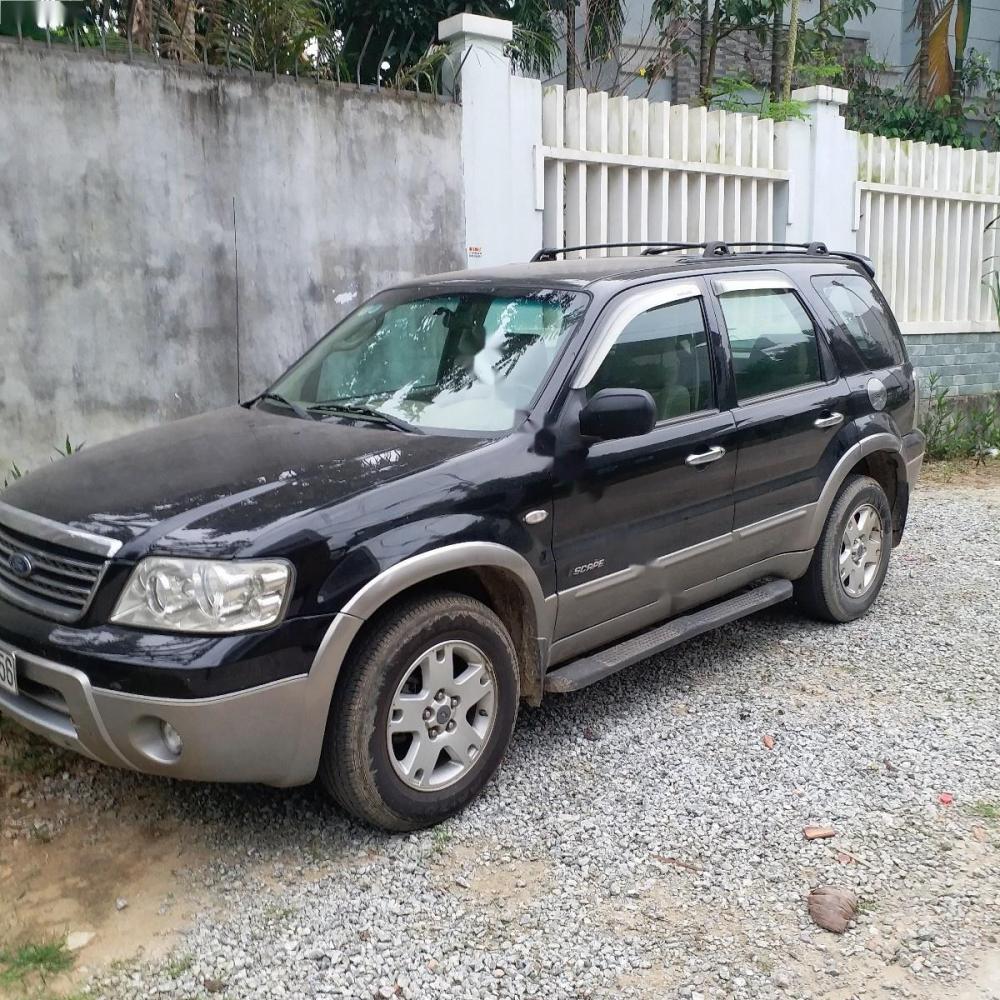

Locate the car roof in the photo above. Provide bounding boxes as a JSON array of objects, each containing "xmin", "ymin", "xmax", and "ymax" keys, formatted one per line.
[{"xmin": 399, "ymin": 251, "xmax": 870, "ymax": 291}]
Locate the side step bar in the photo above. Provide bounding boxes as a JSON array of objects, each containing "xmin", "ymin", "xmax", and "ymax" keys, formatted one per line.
[{"xmin": 543, "ymin": 579, "xmax": 794, "ymax": 694}]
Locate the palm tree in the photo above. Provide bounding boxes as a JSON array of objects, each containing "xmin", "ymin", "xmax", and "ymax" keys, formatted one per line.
[
  {"xmin": 908, "ymin": 0, "xmax": 973, "ymax": 107},
  {"xmin": 560, "ymin": 0, "xmax": 627, "ymax": 91},
  {"xmin": 780, "ymin": 0, "xmax": 799, "ymax": 100}
]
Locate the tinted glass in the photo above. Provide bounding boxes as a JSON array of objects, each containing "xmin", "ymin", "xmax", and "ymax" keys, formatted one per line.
[
  {"xmin": 812, "ymin": 274, "xmax": 904, "ymax": 369},
  {"xmin": 271, "ymin": 288, "xmax": 589, "ymax": 432},
  {"xmin": 588, "ymin": 296, "xmax": 713, "ymax": 421},
  {"xmin": 719, "ymin": 288, "xmax": 822, "ymax": 401}
]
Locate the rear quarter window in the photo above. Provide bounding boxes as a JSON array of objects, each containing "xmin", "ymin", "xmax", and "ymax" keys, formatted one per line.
[{"xmin": 811, "ymin": 274, "xmax": 906, "ymax": 369}]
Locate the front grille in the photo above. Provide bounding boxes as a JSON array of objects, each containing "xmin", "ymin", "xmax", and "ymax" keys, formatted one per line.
[{"xmin": 0, "ymin": 520, "xmax": 106, "ymax": 622}]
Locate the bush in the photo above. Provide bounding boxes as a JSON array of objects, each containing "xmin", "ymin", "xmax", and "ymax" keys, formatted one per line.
[{"xmin": 921, "ymin": 373, "xmax": 1000, "ymax": 461}]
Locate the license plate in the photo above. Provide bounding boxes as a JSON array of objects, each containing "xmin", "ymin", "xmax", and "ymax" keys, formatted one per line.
[{"xmin": 0, "ymin": 645, "xmax": 17, "ymax": 698}]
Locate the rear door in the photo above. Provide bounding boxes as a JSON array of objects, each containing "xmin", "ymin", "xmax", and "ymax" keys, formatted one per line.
[
  {"xmin": 711, "ymin": 272, "xmax": 852, "ymax": 563},
  {"xmin": 550, "ymin": 280, "xmax": 737, "ymax": 647}
]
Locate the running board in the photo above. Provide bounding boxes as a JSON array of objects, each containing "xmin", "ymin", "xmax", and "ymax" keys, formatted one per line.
[{"xmin": 543, "ymin": 579, "xmax": 794, "ymax": 694}]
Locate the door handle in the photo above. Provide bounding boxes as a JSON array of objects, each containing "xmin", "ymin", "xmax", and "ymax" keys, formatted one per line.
[
  {"xmin": 685, "ymin": 445, "xmax": 726, "ymax": 467},
  {"xmin": 814, "ymin": 411, "xmax": 844, "ymax": 429}
]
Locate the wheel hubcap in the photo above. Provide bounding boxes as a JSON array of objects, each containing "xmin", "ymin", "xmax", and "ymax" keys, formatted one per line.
[
  {"xmin": 839, "ymin": 503, "xmax": 883, "ymax": 598},
  {"xmin": 386, "ymin": 640, "xmax": 497, "ymax": 791}
]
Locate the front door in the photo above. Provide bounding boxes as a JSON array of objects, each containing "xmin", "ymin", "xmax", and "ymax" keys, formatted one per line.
[
  {"xmin": 550, "ymin": 281, "xmax": 737, "ymax": 649},
  {"xmin": 711, "ymin": 272, "xmax": 853, "ymax": 563}
]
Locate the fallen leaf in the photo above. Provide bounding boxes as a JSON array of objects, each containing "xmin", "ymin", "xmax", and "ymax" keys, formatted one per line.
[
  {"xmin": 803, "ymin": 825, "xmax": 836, "ymax": 841},
  {"xmin": 807, "ymin": 886, "xmax": 858, "ymax": 933},
  {"xmin": 938, "ymin": 792, "xmax": 954, "ymax": 805},
  {"xmin": 762, "ymin": 734, "xmax": 776, "ymax": 750}
]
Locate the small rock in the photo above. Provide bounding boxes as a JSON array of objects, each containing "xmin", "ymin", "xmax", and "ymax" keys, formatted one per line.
[
  {"xmin": 66, "ymin": 930, "xmax": 96, "ymax": 952},
  {"xmin": 803, "ymin": 826, "xmax": 836, "ymax": 841},
  {"xmin": 115, "ymin": 897, "xmax": 129, "ymax": 911}
]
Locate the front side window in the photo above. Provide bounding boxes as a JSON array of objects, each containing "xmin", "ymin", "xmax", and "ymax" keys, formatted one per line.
[
  {"xmin": 270, "ymin": 288, "xmax": 589, "ymax": 432},
  {"xmin": 588, "ymin": 296, "xmax": 714, "ymax": 422},
  {"xmin": 812, "ymin": 274, "xmax": 904, "ymax": 369},
  {"xmin": 718, "ymin": 287, "xmax": 822, "ymax": 401}
]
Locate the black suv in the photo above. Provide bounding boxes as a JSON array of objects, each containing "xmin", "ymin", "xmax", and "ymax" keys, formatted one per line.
[{"xmin": 0, "ymin": 241, "xmax": 924, "ymax": 830}]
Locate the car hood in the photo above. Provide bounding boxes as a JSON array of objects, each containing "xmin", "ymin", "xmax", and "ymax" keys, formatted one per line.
[{"xmin": 1, "ymin": 407, "xmax": 486, "ymax": 558}]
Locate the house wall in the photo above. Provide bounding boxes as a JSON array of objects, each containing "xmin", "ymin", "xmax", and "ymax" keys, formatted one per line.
[{"xmin": 0, "ymin": 41, "xmax": 465, "ymax": 471}]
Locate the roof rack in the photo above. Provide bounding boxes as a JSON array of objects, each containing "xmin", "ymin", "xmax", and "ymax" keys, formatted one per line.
[
  {"xmin": 531, "ymin": 242, "xmax": 704, "ymax": 262},
  {"xmin": 530, "ymin": 240, "xmax": 875, "ymax": 276}
]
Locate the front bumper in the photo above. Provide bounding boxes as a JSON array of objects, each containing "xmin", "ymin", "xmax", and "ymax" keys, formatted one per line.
[{"xmin": 0, "ymin": 614, "xmax": 365, "ymax": 786}]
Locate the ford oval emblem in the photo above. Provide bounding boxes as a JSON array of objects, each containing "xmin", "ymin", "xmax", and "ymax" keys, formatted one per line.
[{"xmin": 8, "ymin": 553, "xmax": 33, "ymax": 579}]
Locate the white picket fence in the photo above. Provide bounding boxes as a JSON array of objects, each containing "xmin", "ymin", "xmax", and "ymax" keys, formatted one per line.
[
  {"xmin": 855, "ymin": 134, "xmax": 1000, "ymax": 333},
  {"xmin": 533, "ymin": 82, "xmax": 1000, "ymax": 340},
  {"xmin": 538, "ymin": 86, "xmax": 791, "ymax": 256}
]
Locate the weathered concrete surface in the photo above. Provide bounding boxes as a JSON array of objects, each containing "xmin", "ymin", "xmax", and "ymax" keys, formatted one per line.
[{"xmin": 0, "ymin": 41, "xmax": 464, "ymax": 471}]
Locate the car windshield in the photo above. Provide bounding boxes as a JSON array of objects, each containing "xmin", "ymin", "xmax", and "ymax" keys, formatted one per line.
[{"xmin": 268, "ymin": 287, "xmax": 590, "ymax": 433}]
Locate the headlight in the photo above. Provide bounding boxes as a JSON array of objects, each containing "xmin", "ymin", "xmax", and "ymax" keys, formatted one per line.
[{"xmin": 111, "ymin": 557, "xmax": 292, "ymax": 634}]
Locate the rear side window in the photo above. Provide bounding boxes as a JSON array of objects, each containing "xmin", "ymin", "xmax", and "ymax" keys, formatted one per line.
[
  {"xmin": 717, "ymin": 288, "xmax": 822, "ymax": 401},
  {"xmin": 812, "ymin": 274, "xmax": 905, "ymax": 369}
]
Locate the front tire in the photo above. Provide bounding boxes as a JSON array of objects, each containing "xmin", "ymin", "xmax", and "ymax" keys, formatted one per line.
[
  {"xmin": 319, "ymin": 591, "xmax": 520, "ymax": 831},
  {"xmin": 795, "ymin": 474, "xmax": 893, "ymax": 623}
]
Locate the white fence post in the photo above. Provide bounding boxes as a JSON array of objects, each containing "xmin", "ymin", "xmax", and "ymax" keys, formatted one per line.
[
  {"xmin": 439, "ymin": 14, "xmax": 543, "ymax": 268},
  {"xmin": 786, "ymin": 86, "xmax": 857, "ymax": 252}
]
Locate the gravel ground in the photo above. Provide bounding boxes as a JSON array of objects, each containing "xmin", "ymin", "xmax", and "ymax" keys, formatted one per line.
[{"xmin": 3, "ymin": 478, "xmax": 1000, "ymax": 1000}]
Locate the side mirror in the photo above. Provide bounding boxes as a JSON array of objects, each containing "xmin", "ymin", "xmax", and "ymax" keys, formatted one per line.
[{"xmin": 579, "ymin": 388, "xmax": 656, "ymax": 441}]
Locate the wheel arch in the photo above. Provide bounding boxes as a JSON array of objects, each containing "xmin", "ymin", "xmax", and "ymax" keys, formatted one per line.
[
  {"xmin": 288, "ymin": 544, "xmax": 554, "ymax": 785},
  {"xmin": 330, "ymin": 543, "xmax": 553, "ymax": 703},
  {"xmin": 808, "ymin": 433, "xmax": 908, "ymax": 550}
]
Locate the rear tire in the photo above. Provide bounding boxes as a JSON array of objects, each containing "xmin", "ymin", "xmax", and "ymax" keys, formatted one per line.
[
  {"xmin": 319, "ymin": 591, "xmax": 519, "ymax": 831},
  {"xmin": 795, "ymin": 474, "xmax": 892, "ymax": 623}
]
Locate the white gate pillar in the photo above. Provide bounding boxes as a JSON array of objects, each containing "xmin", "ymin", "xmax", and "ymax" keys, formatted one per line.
[
  {"xmin": 785, "ymin": 86, "xmax": 858, "ymax": 252},
  {"xmin": 439, "ymin": 14, "xmax": 543, "ymax": 268}
]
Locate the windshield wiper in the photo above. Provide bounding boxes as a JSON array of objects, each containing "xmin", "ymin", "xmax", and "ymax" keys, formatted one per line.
[
  {"xmin": 253, "ymin": 392, "xmax": 315, "ymax": 421},
  {"xmin": 310, "ymin": 401, "xmax": 422, "ymax": 434}
]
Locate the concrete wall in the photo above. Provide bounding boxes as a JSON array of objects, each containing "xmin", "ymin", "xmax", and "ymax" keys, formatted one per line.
[
  {"xmin": 905, "ymin": 333, "xmax": 1000, "ymax": 396},
  {"xmin": 0, "ymin": 41, "xmax": 465, "ymax": 471}
]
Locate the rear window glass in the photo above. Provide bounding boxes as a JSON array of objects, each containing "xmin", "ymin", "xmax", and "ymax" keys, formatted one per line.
[
  {"xmin": 812, "ymin": 275, "xmax": 905, "ymax": 369},
  {"xmin": 718, "ymin": 288, "xmax": 822, "ymax": 401}
]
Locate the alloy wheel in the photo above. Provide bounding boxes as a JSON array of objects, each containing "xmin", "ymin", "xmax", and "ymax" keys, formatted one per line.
[
  {"xmin": 386, "ymin": 640, "xmax": 497, "ymax": 791},
  {"xmin": 839, "ymin": 503, "xmax": 883, "ymax": 598}
]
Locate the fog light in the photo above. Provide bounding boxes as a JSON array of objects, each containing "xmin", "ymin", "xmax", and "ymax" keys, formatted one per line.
[{"xmin": 160, "ymin": 720, "xmax": 183, "ymax": 757}]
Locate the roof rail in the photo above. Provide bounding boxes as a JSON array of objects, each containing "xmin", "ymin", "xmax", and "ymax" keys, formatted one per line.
[
  {"xmin": 531, "ymin": 242, "xmax": 704, "ymax": 262},
  {"xmin": 530, "ymin": 240, "xmax": 875, "ymax": 277}
]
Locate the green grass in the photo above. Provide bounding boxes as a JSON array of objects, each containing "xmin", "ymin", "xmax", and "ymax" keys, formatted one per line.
[
  {"xmin": 0, "ymin": 939, "xmax": 74, "ymax": 988},
  {"xmin": 970, "ymin": 801, "xmax": 1000, "ymax": 820},
  {"xmin": 430, "ymin": 826, "xmax": 451, "ymax": 856},
  {"xmin": 164, "ymin": 953, "xmax": 194, "ymax": 978},
  {"xmin": 0, "ymin": 723, "xmax": 69, "ymax": 779}
]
